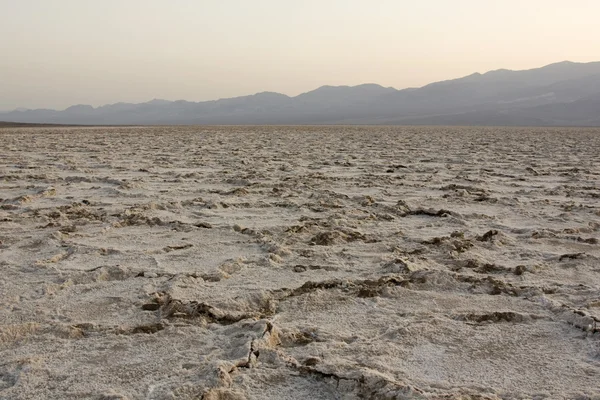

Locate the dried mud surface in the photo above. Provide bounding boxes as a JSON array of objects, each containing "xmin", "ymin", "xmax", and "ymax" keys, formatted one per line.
[{"xmin": 1, "ymin": 126, "xmax": 600, "ymax": 399}]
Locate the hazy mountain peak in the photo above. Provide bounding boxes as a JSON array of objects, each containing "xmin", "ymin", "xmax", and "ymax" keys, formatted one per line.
[
  {"xmin": 546, "ymin": 60, "xmax": 576, "ymax": 66},
  {"xmin": 296, "ymin": 83, "xmax": 396, "ymax": 99},
  {"xmin": 303, "ymin": 85, "xmax": 338, "ymax": 92},
  {"xmin": 64, "ymin": 104, "xmax": 94, "ymax": 112},
  {"xmin": 145, "ymin": 98, "xmax": 172, "ymax": 105},
  {"xmin": 253, "ymin": 91, "xmax": 290, "ymax": 98}
]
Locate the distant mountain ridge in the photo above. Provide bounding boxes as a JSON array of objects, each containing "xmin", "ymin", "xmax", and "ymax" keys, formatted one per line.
[{"xmin": 2, "ymin": 60, "xmax": 600, "ymax": 126}]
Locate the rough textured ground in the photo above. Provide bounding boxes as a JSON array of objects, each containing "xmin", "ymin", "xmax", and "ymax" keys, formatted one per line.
[{"xmin": 1, "ymin": 126, "xmax": 599, "ymax": 400}]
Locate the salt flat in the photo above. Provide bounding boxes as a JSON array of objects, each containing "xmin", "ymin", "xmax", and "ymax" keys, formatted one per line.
[{"xmin": 1, "ymin": 126, "xmax": 599, "ymax": 399}]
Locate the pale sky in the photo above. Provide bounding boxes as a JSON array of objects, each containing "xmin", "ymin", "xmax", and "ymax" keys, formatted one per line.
[{"xmin": 1, "ymin": 0, "xmax": 599, "ymax": 110}]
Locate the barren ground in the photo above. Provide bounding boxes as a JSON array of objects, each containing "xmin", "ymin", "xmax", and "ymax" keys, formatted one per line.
[{"xmin": 1, "ymin": 126, "xmax": 599, "ymax": 399}]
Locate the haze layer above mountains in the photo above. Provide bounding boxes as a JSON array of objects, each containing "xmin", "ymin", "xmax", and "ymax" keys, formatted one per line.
[{"xmin": 3, "ymin": 61, "xmax": 600, "ymax": 126}]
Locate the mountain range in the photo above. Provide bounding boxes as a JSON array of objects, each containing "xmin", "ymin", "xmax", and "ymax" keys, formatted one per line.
[{"xmin": 2, "ymin": 61, "xmax": 600, "ymax": 126}]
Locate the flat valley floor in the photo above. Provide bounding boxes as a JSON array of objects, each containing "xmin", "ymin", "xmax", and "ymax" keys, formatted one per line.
[{"xmin": 1, "ymin": 126, "xmax": 599, "ymax": 399}]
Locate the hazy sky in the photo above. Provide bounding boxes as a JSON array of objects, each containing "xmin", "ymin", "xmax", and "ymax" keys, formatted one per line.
[{"xmin": 1, "ymin": 0, "xmax": 599, "ymax": 110}]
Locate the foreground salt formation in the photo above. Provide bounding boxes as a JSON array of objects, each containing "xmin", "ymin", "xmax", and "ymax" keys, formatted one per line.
[{"xmin": 1, "ymin": 126, "xmax": 599, "ymax": 399}]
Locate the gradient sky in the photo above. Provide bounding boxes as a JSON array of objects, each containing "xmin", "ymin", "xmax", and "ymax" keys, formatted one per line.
[{"xmin": 1, "ymin": 0, "xmax": 599, "ymax": 110}]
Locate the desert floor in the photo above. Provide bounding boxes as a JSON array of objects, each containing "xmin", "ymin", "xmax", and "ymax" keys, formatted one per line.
[{"xmin": 1, "ymin": 126, "xmax": 599, "ymax": 399}]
